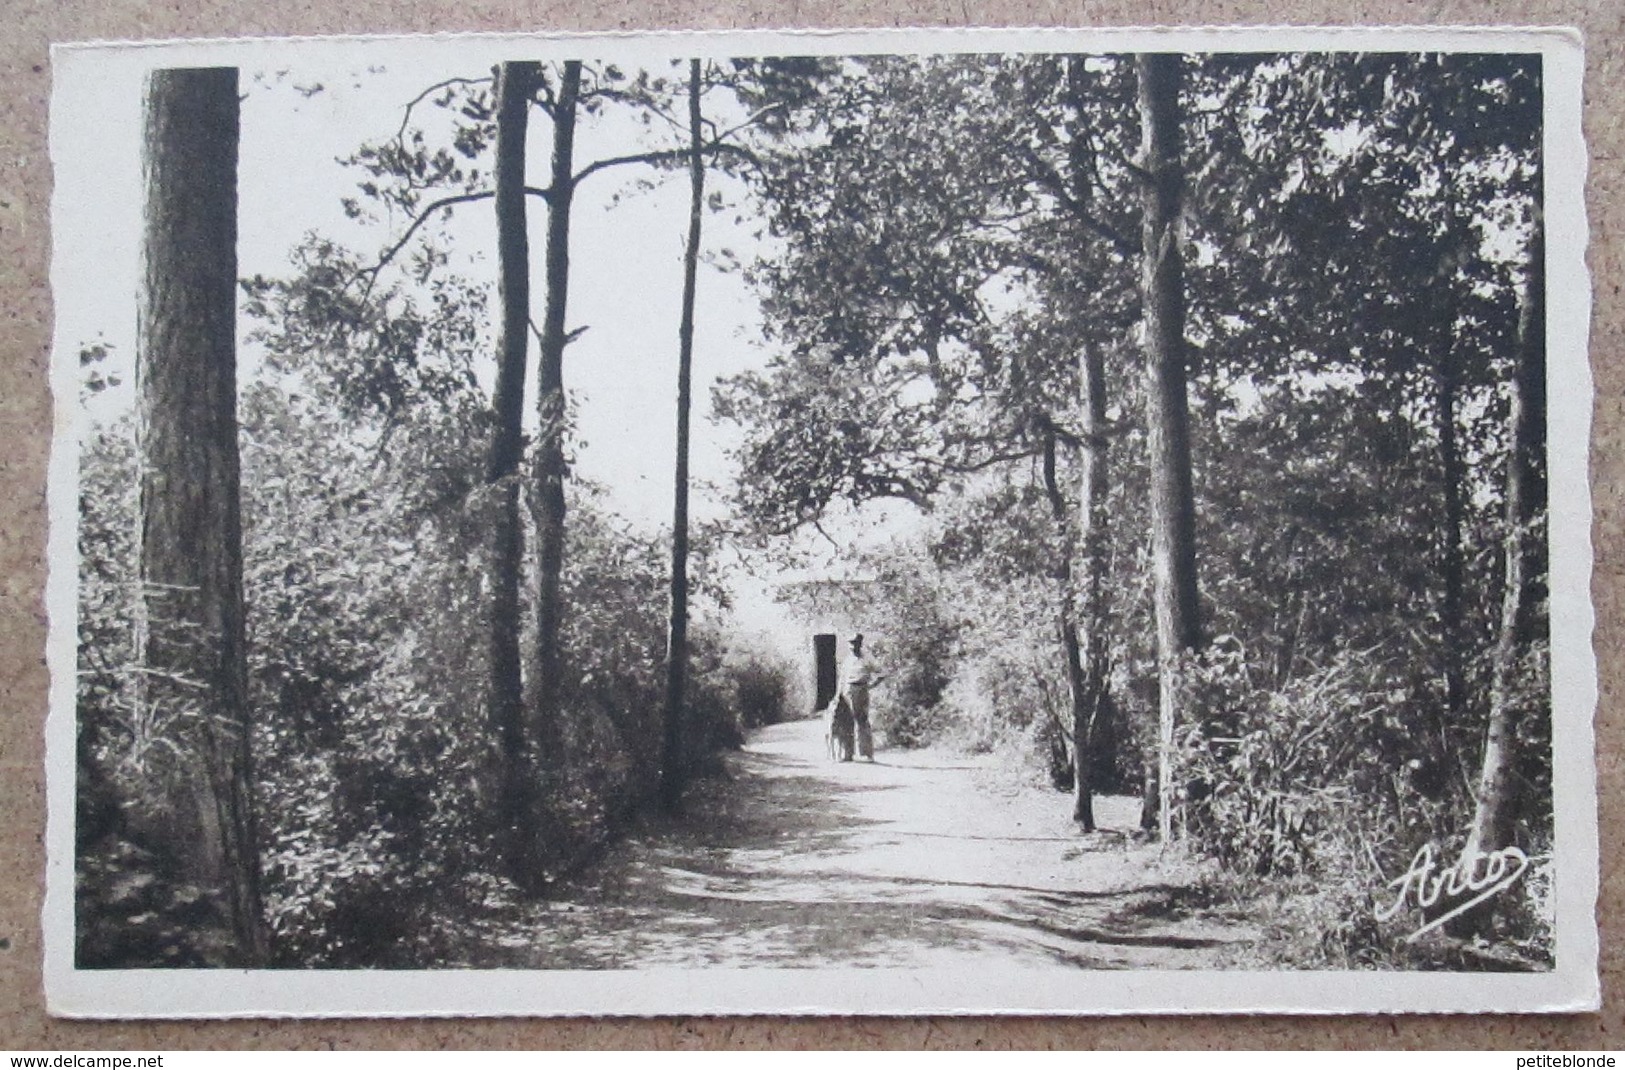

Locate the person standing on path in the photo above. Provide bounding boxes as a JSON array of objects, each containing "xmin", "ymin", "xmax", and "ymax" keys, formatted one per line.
[{"xmin": 842, "ymin": 633, "xmax": 876, "ymax": 761}]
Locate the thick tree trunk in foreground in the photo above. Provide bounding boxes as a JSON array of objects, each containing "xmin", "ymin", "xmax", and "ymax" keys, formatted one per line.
[
  {"xmin": 1466, "ymin": 207, "xmax": 1547, "ymax": 862},
  {"xmin": 487, "ymin": 60, "xmax": 539, "ymax": 875},
  {"xmin": 135, "ymin": 66, "xmax": 266, "ymax": 963},
  {"xmin": 1136, "ymin": 53, "xmax": 1202, "ymax": 844},
  {"xmin": 661, "ymin": 60, "xmax": 706, "ymax": 813},
  {"xmin": 531, "ymin": 61, "xmax": 581, "ymax": 778}
]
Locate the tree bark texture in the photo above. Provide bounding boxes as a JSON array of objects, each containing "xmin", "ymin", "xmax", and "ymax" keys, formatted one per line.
[
  {"xmin": 531, "ymin": 61, "xmax": 581, "ymax": 774},
  {"xmin": 1075, "ymin": 342, "xmax": 1113, "ymax": 830},
  {"xmin": 661, "ymin": 60, "xmax": 705, "ymax": 813},
  {"xmin": 1064, "ymin": 58, "xmax": 1115, "ymax": 832},
  {"xmin": 1040, "ymin": 430, "xmax": 1094, "ymax": 832},
  {"xmin": 487, "ymin": 60, "xmax": 538, "ymax": 874},
  {"xmin": 1437, "ymin": 341, "xmax": 1466, "ymax": 726},
  {"xmin": 1435, "ymin": 279, "xmax": 1472, "ymax": 803},
  {"xmin": 1136, "ymin": 52, "xmax": 1202, "ymax": 845},
  {"xmin": 1466, "ymin": 205, "xmax": 1546, "ymax": 861},
  {"xmin": 135, "ymin": 66, "xmax": 266, "ymax": 963}
]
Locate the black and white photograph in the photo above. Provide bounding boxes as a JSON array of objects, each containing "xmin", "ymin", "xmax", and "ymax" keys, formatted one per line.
[{"xmin": 45, "ymin": 26, "xmax": 1596, "ymax": 1016}]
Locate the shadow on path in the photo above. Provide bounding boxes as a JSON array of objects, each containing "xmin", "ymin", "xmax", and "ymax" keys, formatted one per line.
[{"xmin": 454, "ymin": 719, "xmax": 1258, "ymax": 970}]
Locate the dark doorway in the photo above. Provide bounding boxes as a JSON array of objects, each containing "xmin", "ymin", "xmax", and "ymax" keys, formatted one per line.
[{"xmin": 814, "ymin": 633, "xmax": 838, "ymax": 710}]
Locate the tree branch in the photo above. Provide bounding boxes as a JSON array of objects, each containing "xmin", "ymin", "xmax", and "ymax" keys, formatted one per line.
[
  {"xmin": 937, "ymin": 445, "xmax": 1041, "ymax": 475},
  {"xmin": 529, "ymin": 318, "xmax": 589, "ymax": 350},
  {"xmin": 1011, "ymin": 249, "xmax": 1062, "ymax": 277},
  {"xmin": 570, "ymin": 103, "xmax": 780, "ymax": 188},
  {"xmin": 714, "ymin": 102, "xmax": 786, "ymax": 143},
  {"xmin": 354, "ymin": 186, "xmax": 555, "ymax": 297},
  {"xmin": 810, "ymin": 517, "xmax": 840, "ymax": 550},
  {"xmin": 355, "ymin": 190, "xmax": 493, "ymax": 298},
  {"xmin": 1032, "ymin": 410, "xmax": 1088, "ymax": 449},
  {"xmin": 1020, "ymin": 146, "xmax": 1138, "ymax": 257},
  {"xmin": 395, "ymin": 76, "xmax": 492, "ymax": 143},
  {"xmin": 1081, "ymin": 128, "xmax": 1122, "ymax": 198},
  {"xmin": 533, "ymin": 77, "xmax": 556, "ymax": 116},
  {"xmin": 1095, "ymin": 131, "xmax": 1154, "ymax": 186},
  {"xmin": 639, "ymin": 95, "xmax": 688, "ymax": 135},
  {"xmin": 572, "ymin": 140, "xmax": 761, "ymax": 187}
]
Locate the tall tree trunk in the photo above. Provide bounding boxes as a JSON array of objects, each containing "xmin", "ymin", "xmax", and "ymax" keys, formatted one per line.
[
  {"xmin": 1466, "ymin": 206, "xmax": 1546, "ymax": 862},
  {"xmin": 1437, "ymin": 336, "xmax": 1466, "ymax": 728},
  {"xmin": 1434, "ymin": 267, "xmax": 1473, "ymax": 803},
  {"xmin": 531, "ymin": 61, "xmax": 581, "ymax": 779},
  {"xmin": 1075, "ymin": 342, "xmax": 1112, "ymax": 828},
  {"xmin": 1136, "ymin": 53, "xmax": 1202, "ymax": 844},
  {"xmin": 486, "ymin": 60, "xmax": 538, "ymax": 876},
  {"xmin": 661, "ymin": 60, "xmax": 705, "ymax": 813},
  {"xmin": 1063, "ymin": 57, "xmax": 1114, "ymax": 831},
  {"xmin": 135, "ymin": 66, "xmax": 266, "ymax": 963},
  {"xmin": 1040, "ymin": 428, "xmax": 1093, "ymax": 831}
]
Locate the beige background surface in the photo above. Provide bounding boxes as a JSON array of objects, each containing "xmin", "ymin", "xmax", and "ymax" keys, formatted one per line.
[{"xmin": 2, "ymin": 0, "xmax": 1618, "ymax": 1049}]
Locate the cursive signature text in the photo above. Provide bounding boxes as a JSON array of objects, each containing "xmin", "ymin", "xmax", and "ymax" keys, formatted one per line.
[{"xmin": 1375, "ymin": 841, "xmax": 1530, "ymax": 942}]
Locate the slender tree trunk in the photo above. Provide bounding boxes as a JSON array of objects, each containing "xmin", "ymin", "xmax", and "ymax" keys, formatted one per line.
[
  {"xmin": 486, "ymin": 60, "xmax": 538, "ymax": 875},
  {"xmin": 661, "ymin": 60, "xmax": 705, "ymax": 813},
  {"xmin": 1063, "ymin": 58, "xmax": 1115, "ymax": 831},
  {"xmin": 531, "ymin": 61, "xmax": 581, "ymax": 776},
  {"xmin": 1041, "ymin": 429, "xmax": 1093, "ymax": 831},
  {"xmin": 1436, "ymin": 299, "xmax": 1472, "ymax": 802},
  {"xmin": 1466, "ymin": 206, "xmax": 1546, "ymax": 862},
  {"xmin": 135, "ymin": 66, "xmax": 266, "ymax": 963},
  {"xmin": 1437, "ymin": 342, "xmax": 1465, "ymax": 716},
  {"xmin": 1075, "ymin": 342, "xmax": 1112, "ymax": 827},
  {"xmin": 1136, "ymin": 52, "xmax": 1202, "ymax": 844}
]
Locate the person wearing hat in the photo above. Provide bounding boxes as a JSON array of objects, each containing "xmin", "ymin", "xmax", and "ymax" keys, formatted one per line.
[{"xmin": 841, "ymin": 633, "xmax": 876, "ymax": 762}]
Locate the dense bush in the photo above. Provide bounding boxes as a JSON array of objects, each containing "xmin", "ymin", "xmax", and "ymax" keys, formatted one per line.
[
  {"xmin": 730, "ymin": 648, "xmax": 797, "ymax": 729},
  {"xmin": 76, "ymin": 353, "xmax": 798, "ymax": 966},
  {"xmin": 1177, "ymin": 643, "xmax": 1410, "ymax": 875},
  {"xmin": 1175, "ymin": 636, "xmax": 1553, "ymax": 968},
  {"xmin": 873, "ymin": 592, "xmax": 959, "ymax": 749},
  {"xmin": 75, "ymin": 419, "xmax": 255, "ymax": 966}
]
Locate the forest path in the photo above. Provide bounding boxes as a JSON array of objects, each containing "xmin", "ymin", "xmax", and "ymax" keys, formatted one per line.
[{"xmin": 463, "ymin": 718, "xmax": 1260, "ymax": 970}]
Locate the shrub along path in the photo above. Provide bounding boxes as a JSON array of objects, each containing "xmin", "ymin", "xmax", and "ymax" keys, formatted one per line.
[{"xmin": 450, "ymin": 717, "xmax": 1259, "ymax": 970}]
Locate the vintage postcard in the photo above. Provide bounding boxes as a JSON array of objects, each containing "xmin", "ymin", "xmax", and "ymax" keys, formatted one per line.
[{"xmin": 45, "ymin": 25, "xmax": 1597, "ymax": 1016}]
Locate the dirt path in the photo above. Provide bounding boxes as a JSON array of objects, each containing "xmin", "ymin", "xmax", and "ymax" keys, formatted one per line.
[{"xmin": 456, "ymin": 718, "xmax": 1259, "ymax": 970}]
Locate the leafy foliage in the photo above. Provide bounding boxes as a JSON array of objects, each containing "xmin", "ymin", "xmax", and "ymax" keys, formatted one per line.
[
  {"xmin": 78, "ymin": 49, "xmax": 1554, "ymax": 971},
  {"xmin": 723, "ymin": 49, "xmax": 1552, "ymax": 965}
]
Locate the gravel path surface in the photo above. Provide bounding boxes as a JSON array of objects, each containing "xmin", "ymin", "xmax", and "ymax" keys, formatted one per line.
[{"xmin": 453, "ymin": 718, "xmax": 1259, "ymax": 970}]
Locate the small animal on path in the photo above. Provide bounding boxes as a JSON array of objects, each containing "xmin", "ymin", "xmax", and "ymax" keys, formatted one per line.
[{"xmin": 821, "ymin": 695, "xmax": 856, "ymax": 762}]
